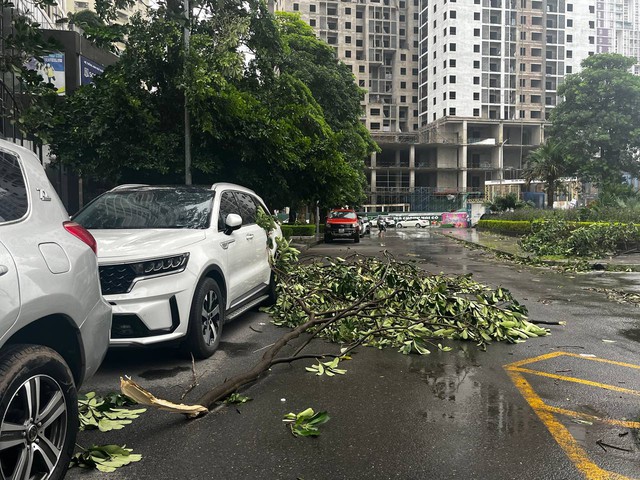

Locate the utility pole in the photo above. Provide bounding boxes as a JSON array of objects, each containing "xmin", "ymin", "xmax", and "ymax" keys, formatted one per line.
[{"xmin": 184, "ymin": 0, "xmax": 192, "ymax": 185}]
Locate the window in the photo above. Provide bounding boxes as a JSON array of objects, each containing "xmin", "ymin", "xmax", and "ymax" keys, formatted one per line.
[
  {"xmin": 589, "ymin": 36, "xmax": 594, "ymax": 44},
  {"xmin": 401, "ymin": 81, "xmax": 407, "ymax": 88},
  {"xmin": 310, "ymin": 19, "xmax": 316, "ymax": 26},
  {"xmin": 370, "ymin": 123, "xmax": 381, "ymax": 130},
  {"xmin": 566, "ymin": 66, "xmax": 573, "ymax": 74},
  {"xmin": 474, "ymin": 44, "xmax": 480, "ymax": 53},
  {"xmin": 449, "ymin": 108, "xmax": 456, "ymax": 115},
  {"xmin": 345, "ymin": 22, "xmax": 351, "ymax": 29},
  {"xmin": 530, "ymin": 111, "xmax": 541, "ymax": 119},
  {"xmin": 345, "ymin": 50, "xmax": 351, "ymax": 58},
  {"xmin": 293, "ymin": 3, "xmax": 299, "ymax": 11},
  {"xmin": 567, "ymin": 19, "xmax": 573, "ymax": 27},
  {"xmin": 531, "ymin": 63, "xmax": 541, "ymax": 72},
  {"xmin": 400, "ymin": 53, "xmax": 406, "ymax": 61},
  {"xmin": 474, "ymin": 60, "xmax": 480, "ymax": 68},
  {"xmin": 310, "ymin": 4, "xmax": 316, "ymax": 12},
  {"xmin": 359, "ymin": 65, "xmax": 365, "ymax": 72},
  {"xmin": 401, "ymin": 68, "xmax": 407, "ymax": 75},
  {"xmin": 450, "ymin": 11, "xmax": 456, "ymax": 19},
  {"xmin": 567, "ymin": 50, "xmax": 572, "ymax": 58},
  {"xmin": 450, "ymin": 43, "xmax": 456, "ymax": 51},
  {"xmin": 473, "ymin": 108, "xmax": 480, "ymax": 116},
  {"xmin": 234, "ymin": 191, "xmax": 257, "ymax": 225},
  {"xmin": 401, "ymin": 96, "xmax": 406, "ymax": 102},
  {"xmin": 567, "ymin": 35, "xmax": 572, "ymax": 43},
  {"xmin": 531, "ymin": 95, "xmax": 541, "ymax": 103},
  {"xmin": 474, "ymin": 12, "xmax": 480, "ymax": 20},
  {"xmin": 474, "ymin": 28, "xmax": 480, "ymax": 37},
  {"xmin": 449, "ymin": 75, "xmax": 456, "ymax": 83},
  {"xmin": 370, "ymin": 108, "xmax": 380, "ymax": 115},
  {"xmin": 473, "ymin": 92, "xmax": 479, "ymax": 100},
  {"xmin": 217, "ymin": 191, "xmax": 239, "ymax": 231},
  {"xmin": 449, "ymin": 91, "xmax": 456, "ymax": 99},
  {"xmin": 345, "ymin": 7, "xmax": 350, "ymax": 14},
  {"xmin": 450, "ymin": 26, "xmax": 456, "ymax": 35},
  {"xmin": 345, "ymin": 36, "xmax": 351, "ymax": 43},
  {"xmin": 449, "ymin": 59, "xmax": 456, "ymax": 67},
  {"xmin": 0, "ymin": 151, "xmax": 27, "ymax": 223},
  {"xmin": 473, "ymin": 76, "xmax": 480, "ymax": 85},
  {"xmin": 567, "ymin": 4, "xmax": 573, "ymax": 12}
]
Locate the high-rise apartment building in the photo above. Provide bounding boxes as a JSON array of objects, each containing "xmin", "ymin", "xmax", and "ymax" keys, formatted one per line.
[
  {"xmin": 66, "ymin": 0, "xmax": 149, "ymax": 24},
  {"xmin": 597, "ymin": 0, "xmax": 640, "ymax": 74},
  {"xmin": 248, "ymin": 1, "xmax": 639, "ymax": 208}
]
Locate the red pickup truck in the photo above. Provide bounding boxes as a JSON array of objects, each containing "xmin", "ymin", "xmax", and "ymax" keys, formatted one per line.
[{"xmin": 324, "ymin": 208, "xmax": 360, "ymax": 243}]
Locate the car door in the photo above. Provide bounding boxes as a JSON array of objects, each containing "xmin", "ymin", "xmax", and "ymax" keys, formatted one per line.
[
  {"xmin": 232, "ymin": 191, "xmax": 269, "ymax": 300},
  {"xmin": 0, "ymin": 150, "xmax": 27, "ymax": 338},
  {"xmin": 215, "ymin": 190, "xmax": 246, "ymax": 308}
]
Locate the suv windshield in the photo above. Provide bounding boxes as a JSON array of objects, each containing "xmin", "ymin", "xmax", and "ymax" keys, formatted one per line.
[
  {"xmin": 74, "ymin": 189, "xmax": 214, "ymax": 229},
  {"xmin": 330, "ymin": 210, "xmax": 357, "ymax": 220}
]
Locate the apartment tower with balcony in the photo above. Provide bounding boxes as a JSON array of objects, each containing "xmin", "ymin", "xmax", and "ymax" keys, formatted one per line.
[{"xmin": 272, "ymin": 1, "xmax": 635, "ymax": 209}]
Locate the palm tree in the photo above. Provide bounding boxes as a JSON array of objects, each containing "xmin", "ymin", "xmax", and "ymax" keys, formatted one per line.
[{"xmin": 522, "ymin": 140, "xmax": 572, "ymax": 208}]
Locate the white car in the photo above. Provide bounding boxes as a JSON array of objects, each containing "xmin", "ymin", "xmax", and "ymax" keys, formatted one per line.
[
  {"xmin": 0, "ymin": 139, "xmax": 111, "ymax": 480},
  {"xmin": 74, "ymin": 183, "xmax": 281, "ymax": 359},
  {"xmin": 396, "ymin": 219, "xmax": 430, "ymax": 228}
]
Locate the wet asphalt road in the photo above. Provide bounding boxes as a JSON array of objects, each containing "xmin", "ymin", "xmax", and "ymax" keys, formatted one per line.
[{"xmin": 70, "ymin": 229, "xmax": 640, "ymax": 480}]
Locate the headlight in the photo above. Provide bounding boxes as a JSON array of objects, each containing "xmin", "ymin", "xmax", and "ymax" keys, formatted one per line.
[{"xmin": 131, "ymin": 253, "xmax": 190, "ymax": 277}]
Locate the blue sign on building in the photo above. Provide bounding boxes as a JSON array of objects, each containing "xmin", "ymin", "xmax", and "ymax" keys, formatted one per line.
[{"xmin": 80, "ymin": 56, "xmax": 105, "ymax": 85}]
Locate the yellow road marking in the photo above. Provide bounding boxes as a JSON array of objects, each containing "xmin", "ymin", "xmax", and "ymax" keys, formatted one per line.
[
  {"xmin": 506, "ymin": 370, "xmax": 633, "ymax": 480},
  {"xmin": 505, "ymin": 352, "xmax": 640, "ymax": 480},
  {"xmin": 509, "ymin": 367, "xmax": 640, "ymax": 397},
  {"xmin": 542, "ymin": 405, "xmax": 640, "ymax": 430}
]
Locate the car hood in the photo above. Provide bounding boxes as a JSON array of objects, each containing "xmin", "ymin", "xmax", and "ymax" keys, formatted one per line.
[{"xmin": 91, "ymin": 229, "xmax": 206, "ymax": 260}]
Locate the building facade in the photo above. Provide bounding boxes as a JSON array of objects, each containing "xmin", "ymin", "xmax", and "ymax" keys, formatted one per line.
[{"xmin": 276, "ymin": 0, "xmax": 640, "ymax": 209}]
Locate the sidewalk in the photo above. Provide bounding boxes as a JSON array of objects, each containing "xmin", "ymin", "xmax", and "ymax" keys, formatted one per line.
[{"xmin": 438, "ymin": 228, "xmax": 640, "ymax": 270}]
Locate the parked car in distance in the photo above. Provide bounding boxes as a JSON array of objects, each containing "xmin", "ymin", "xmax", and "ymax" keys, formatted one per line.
[
  {"xmin": 324, "ymin": 208, "xmax": 360, "ymax": 243},
  {"xmin": 73, "ymin": 183, "xmax": 281, "ymax": 359},
  {"xmin": 358, "ymin": 215, "xmax": 371, "ymax": 235},
  {"xmin": 396, "ymin": 219, "xmax": 430, "ymax": 228},
  {"xmin": 0, "ymin": 139, "xmax": 112, "ymax": 480}
]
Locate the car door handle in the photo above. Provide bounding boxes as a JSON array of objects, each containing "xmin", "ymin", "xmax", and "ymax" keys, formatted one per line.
[
  {"xmin": 246, "ymin": 234, "xmax": 254, "ymax": 240},
  {"xmin": 0, "ymin": 265, "xmax": 8, "ymax": 276},
  {"xmin": 220, "ymin": 239, "xmax": 235, "ymax": 250}
]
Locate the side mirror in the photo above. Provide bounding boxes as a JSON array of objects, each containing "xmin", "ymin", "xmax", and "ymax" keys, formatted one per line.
[{"xmin": 224, "ymin": 213, "xmax": 242, "ymax": 235}]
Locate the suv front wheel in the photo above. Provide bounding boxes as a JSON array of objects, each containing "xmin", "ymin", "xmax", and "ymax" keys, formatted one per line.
[
  {"xmin": 0, "ymin": 345, "xmax": 78, "ymax": 480},
  {"xmin": 186, "ymin": 277, "xmax": 224, "ymax": 359}
]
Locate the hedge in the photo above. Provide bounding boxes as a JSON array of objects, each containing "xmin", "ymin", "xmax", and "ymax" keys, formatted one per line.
[
  {"xmin": 280, "ymin": 224, "xmax": 319, "ymax": 239},
  {"xmin": 476, "ymin": 220, "xmax": 532, "ymax": 236},
  {"xmin": 477, "ymin": 219, "xmax": 640, "ymax": 237}
]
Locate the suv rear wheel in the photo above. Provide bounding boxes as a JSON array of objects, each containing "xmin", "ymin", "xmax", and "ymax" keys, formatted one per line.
[
  {"xmin": 0, "ymin": 345, "xmax": 78, "ymax": 480},
  {"xmin": 185, "ymin": 278, "xmax": 224, "ymax": 359}
]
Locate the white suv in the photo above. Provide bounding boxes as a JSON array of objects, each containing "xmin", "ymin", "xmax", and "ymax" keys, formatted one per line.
[
  {"xmin": 0, "ymin": 140, "xmax": 111, "ymax": 479},
  {"xmin": 73, "ymin": 183, "xmax": 281, "ymax": 358}
]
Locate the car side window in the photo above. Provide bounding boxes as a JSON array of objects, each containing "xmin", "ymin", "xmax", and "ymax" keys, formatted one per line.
[
  {"xmin": 218, "ymin": 191, "xmax": 240, "ymax": 231},
  {"xmin": 0, "ymin": 151, "xmax": 28, "ymax": 223},
  {"xmin": 234, "ymin": 191, "xmax": 257, "ymax": 225}
]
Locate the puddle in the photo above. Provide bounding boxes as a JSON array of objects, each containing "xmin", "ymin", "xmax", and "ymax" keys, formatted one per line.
[
  {"xmin": 619, "ymin": 328, "xmax": 640, "ymax": 342},
  {"xmin": 138, "ymin": 365, "xmax": 191, "ymax": 380}
]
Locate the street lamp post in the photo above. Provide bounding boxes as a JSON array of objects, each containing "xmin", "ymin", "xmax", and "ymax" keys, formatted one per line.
[{"xmin": 184, "ymin": 0, "xmax": 192, "ymax": 185}]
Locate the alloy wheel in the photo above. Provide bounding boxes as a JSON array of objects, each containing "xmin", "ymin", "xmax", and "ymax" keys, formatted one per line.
[
  {"xmin": 0, "ymin": 375, "xmax": 67, "ymax": 480},
  {"xmin": 201, "ymin": 289, "xmax": 221, "ymax": 346}
]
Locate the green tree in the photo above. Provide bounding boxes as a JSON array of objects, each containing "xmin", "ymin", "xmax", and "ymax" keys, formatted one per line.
[
  {"xmin": 550, "ymin": 54, "xmax": 640, "ymax": 193},
  {"xmin": 522, "ymin": 139, "xmax": 572, "ymax": 208},
  {"xmin": 44, "ymin": 1, "xmax": 371, "ymax": 210}
]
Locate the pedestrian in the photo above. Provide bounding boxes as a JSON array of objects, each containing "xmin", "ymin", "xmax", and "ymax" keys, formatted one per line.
[{"xmin": 377, "ymin": 216, "xmax": 386, "ymax": 246}]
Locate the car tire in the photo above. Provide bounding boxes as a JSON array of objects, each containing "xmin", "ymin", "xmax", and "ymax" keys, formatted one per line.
[
  {"xmin": 416, "ymin": 223, "xmax": 422, "ymax": 228},
  {"xmin": 0, "ymin": 344, "xmax": 78, "ymax": 480},
  {"xmin": 186, "ymin": 277, "xmax": 224, "ymax": 359},
  {"xmin": 396, "ymin": 223, "xmax": 403, "ymax": 228},
  {"xmin": 324, "ymin": 234, "xmax": 332, "ymax": 243},
  {"xmin": 353, "ymin": 233, "xmax": 360, "ymax": 243}
]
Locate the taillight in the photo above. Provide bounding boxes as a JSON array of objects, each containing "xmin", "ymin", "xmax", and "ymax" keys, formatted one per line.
[{"xmin": 63, "ymin": 221, "xmax": 98, "ymax": 254}]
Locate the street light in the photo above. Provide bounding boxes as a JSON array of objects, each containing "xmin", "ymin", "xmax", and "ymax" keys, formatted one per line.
[{"xmin": 184, "ymin": 0, "xmax": 192, "ymax": 185}]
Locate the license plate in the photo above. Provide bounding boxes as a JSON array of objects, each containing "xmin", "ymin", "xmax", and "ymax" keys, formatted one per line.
[{"xmin": 338, "ymin": 228, "xmax": 344, "ymax": 233}]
